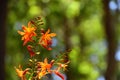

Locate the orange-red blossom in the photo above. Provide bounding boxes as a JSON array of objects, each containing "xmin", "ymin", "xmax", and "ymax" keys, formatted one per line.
[
  {"xmin": 18, "ymin": 21, "xmax": 37, "ymax": 45},
  {"xmin": 53, "ymin": 63, "xmax": 69, "ymax": 80},
  {"xmin": 37, "ymin": 58, "xmax": 54, "ymax": 79},
  {"xmin": 39, "ymin": 29, "xmax": 56, "ymax": 50},
  {"xmin": 15, "ymin": 65, "xmax": 30, "ymax": 80},
  {"xmin": 37, "ymin": 58, "xmax": 67, "ymax": 80}
]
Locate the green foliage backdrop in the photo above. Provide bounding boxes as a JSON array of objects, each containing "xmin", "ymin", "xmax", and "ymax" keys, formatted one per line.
[{"xmin": 6, "ymin": 0, "xmax": 120, "ymax": 80}]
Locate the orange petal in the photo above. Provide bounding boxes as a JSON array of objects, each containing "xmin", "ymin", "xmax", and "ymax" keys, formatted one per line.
[
  {"xmin": 46, "ymin": 29, "xmax": 50, "ymax": 34},
  {"xmin": 18, "ymin": 31, "xmax": 25, "ymax": 35},
  {"xmin": 22, "ymin": 26, "xmax": 27, "ymax": 31},
  {"xmin": 28, "ymin": 21, "xmax": 31, "ymax": 28},
  {"xmin": 23, "ymin": 68, "xmax": 30, "ymax": 75},
  {"xmin": 44, "ymin": 58, "xmax": 48, "ymax": 64},
  {"xmin": 50, "ymin": 33, "xmax": 56, "ymax": 37},
  {"xmin": 54, "ymin": 71, "xmax": 64, "ymax": 80}
]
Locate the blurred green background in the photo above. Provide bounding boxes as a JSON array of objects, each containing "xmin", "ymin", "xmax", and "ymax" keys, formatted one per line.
[{"xmin": 1, "ymin": 0, "xmax": 120, "ymax": 80}]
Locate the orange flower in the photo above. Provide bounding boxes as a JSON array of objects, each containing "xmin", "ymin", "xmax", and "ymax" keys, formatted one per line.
[
  {"xmin": 37, "ymin": 58, "xmax": 54, "ymax": 79},
  {"xmin": 53, "ymin": 62, "xmax": 69, "ymax": 80},
  {"xmin": 57, "ymin": 61, "xmax": 70, "ymax": 71},
  {"xmin": 37, "ymin": 58, "xmax": 52, "ymax": 72},
  {"xmin": 39, "ymin": 29, "xmax": 56, "ymax": 50},
  {"xmin": 37, "ymin": 71, "xmax": 46, "ymax": 79},
  {"xmin": 18, "ymin": 21, "xmax": 37, "ymax": 45},
  {"xmin": 15, "ymin": 65, "xmax": 30, "ymax": 80}
]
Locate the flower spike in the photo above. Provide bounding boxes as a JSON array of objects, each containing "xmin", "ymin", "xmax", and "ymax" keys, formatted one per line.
[{"xmin": 16, "ymin": 16, "xmax": 70, "ymax": 80}]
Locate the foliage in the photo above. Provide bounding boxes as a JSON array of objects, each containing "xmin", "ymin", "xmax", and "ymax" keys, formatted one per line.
[{"xmin": 6, "ymin": 0, "xmax": 120, "ymax": 80}]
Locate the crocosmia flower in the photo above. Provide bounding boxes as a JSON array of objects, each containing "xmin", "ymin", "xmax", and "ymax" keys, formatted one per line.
[
  {"xmin": 37, "ymin": 58, "xmax": 55, "ymax": 79},
  {"xmin": 15, "ymin": 65, "xmax": 30, "ymax": 80},
  {"xmin": 39, "ymin": 29, "xmax": 56, "ymax": 50},
  {"xmin": 18, "ymin": 21, "xmax": 37, "ymax": 45}
]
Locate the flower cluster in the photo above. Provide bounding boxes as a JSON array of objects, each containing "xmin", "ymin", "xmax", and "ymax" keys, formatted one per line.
[{"xmin": 15, "ymin": 16, "xmax": 70, "ymax": 80}]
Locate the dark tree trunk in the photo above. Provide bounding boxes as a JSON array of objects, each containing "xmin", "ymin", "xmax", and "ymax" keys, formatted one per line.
[
  {"xmin": 0, "ymin": 0, "xmax": 7, "ymax": 80},
  {"xmin": 63, "ymin": 18, "xmax": 71, "ymax": 51},
  {"xmin": 63, "ymin": 17, "xmax": 72, "ymax": 80},
  {"xmin": 102, "ymin": 0, "xmax": 118, "ymax": 80}
]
